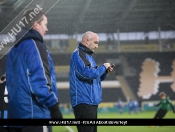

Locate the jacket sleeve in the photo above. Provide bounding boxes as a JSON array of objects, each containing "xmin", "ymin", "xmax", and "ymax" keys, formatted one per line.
[
  {"xmin": 167, "ymin": 98, "xmax": 175, "ymax": 111},
  {"xmin": 25, "ymin": 40, "xmax": 58, "ymax": 108},
  {"xmin": 47, "ymin": 51, "xmax": 59, "ymax": 98},
  {"xmin": 155, "ymin": 102, "xmax": 160, "ymax": 107},
  {"xmin": 100, "ymin": 73, "xmax": 107, "ymax": 81},
  {"xmin": 73, "ymin": 51, "xmax": 107, "ymax": 80}
]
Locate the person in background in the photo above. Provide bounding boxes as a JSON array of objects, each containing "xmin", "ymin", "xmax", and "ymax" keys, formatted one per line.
[
  {"xmin": 0, "ymin": 75, "xmax": 7, "ymax": 114},
  {"xmin": 133, "ymin": 99, "xmax": 139, "ymax": 114},
  {"xmin": 138, "ymin": 96, "xmax": 143, "ymax": 112},
  {"xmin": 128, "ymin": 99, "xmax": 133, "ymax": 114},
  {"xmin": 117, "ymin": 98, "xmax": 123, "ymax": 115},
  {"xmin": 0, "ymin": 74, "xmax": 9, "ymax": 132},
  {"xmin": 69, "ymin": 31, "xmax": 114, "ymax": 132},
  {"xmin": 154, "ymin": 92, "xmax": 175, "ymax": 119},
  {"xmin": 6, "ymin": 8, "xmax": 62, "ymax": 132}
]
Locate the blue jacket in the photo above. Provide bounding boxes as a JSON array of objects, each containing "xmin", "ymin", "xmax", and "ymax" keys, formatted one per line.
[
  {"xmin": 6, "ymin": 28, "xmax": 58, "ymax": 118},
  {"xmin": 69, "ymin": 44, "xmax": 107, "ymax": 107}
]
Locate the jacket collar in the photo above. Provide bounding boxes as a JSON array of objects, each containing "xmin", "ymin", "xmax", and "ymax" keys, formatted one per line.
[
  {"xmin": 78, "ymin": 43, "xmax": 94, "ymax": 55},
  {"xmin": 14, "ymin": 27, "xmax": 43, "ymax": 47}
]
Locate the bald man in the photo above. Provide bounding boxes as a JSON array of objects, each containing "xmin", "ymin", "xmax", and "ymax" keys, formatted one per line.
[{"xmin": 69, "ymin": 31, "xmax": 114, "ymax": 132}]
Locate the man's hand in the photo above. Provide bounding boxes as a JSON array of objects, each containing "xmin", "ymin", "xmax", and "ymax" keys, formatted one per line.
[
  {"xmin": 107, "ymin": 66, "xmax": 114, "ymax": 72},
  {"xmin": 49, "ymin": 102, "xmax": 63, "ymax": 119},
  {"xmin": 103, "ymin": 63, "xmax": 111, "ymax": 69},
  {"xmin": 104, "ymin": 63, "xmax": 115, "ymax": 73}
]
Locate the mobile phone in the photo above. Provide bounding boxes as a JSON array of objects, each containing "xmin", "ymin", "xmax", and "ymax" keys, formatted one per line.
[{"xmin": 111, "ymin": 64, "xmax": 115, "ymax": 68}]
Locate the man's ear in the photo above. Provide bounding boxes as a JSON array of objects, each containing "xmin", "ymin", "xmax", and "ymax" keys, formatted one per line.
[
  {"xmin": 32, "ymin": 21, "xmax": 38, "ymax": 30},
  {"xmin": 86, "ymin": 38, "xmax": 90, "ymax": 46}
]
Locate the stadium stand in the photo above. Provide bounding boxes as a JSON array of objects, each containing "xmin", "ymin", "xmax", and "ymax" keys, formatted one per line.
[
  {"xmin": 124, "ymin": 52, "xmax": 175, "ymax": 101},
  {"xmin": 45, "ymin": 51, "xmax": 173, "ymax": 104},
  {"xmin": 1, "ymin": 50, "xmax": 175, "ymax": 104}
]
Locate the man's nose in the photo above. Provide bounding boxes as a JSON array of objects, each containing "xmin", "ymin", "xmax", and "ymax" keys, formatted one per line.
[{"xmin": 46, "ymin": 27, "xmax": 48, "ymax": 32}]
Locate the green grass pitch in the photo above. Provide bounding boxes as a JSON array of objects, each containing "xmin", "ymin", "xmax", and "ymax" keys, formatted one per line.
[{"xmin": 53, "ymin": 111, "xmax": 175, "ymax": 132}]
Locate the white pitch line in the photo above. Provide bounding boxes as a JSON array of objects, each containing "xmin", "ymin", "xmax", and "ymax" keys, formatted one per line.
[{"xmin": 65, "ymin": 126, "xmax": 74, "ymax": 132}]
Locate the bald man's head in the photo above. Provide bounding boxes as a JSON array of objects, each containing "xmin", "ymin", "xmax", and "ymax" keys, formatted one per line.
[{"xmin": 81, "ymin": 31, "xmax": 99, "ymax": 52}]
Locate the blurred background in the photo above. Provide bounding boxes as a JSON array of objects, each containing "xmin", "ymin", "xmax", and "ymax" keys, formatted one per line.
[{"xmin": 0, "ymin": 0, "xmax": 175, "ymax": 121}]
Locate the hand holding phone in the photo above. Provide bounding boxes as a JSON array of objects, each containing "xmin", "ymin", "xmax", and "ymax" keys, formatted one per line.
[
  {"xmin": 106, "ymin": 64, "xmax": 115, "ymax": 73},
  {"xmin": 110, "ymin": 64, "xmax": 115, "ymax": 68}
]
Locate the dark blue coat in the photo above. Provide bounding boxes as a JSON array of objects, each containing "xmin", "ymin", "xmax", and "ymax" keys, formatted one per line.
[
  {"xmin": 69, "ymin": 44, "xmax": 107, "ymax": 107},
  {"xmin": 6, "ymin": 28, "xmax": 58, "ymax": 118}
]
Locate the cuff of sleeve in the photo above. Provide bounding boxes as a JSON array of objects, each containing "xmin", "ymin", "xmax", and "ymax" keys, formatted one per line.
[
  {"xmin": 48, "ymin": 102, "xmax": 59, "ymax": 110},
  {"xmin": 102, "ymin": 65, "xmax": 107, "ymax": 70}
]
